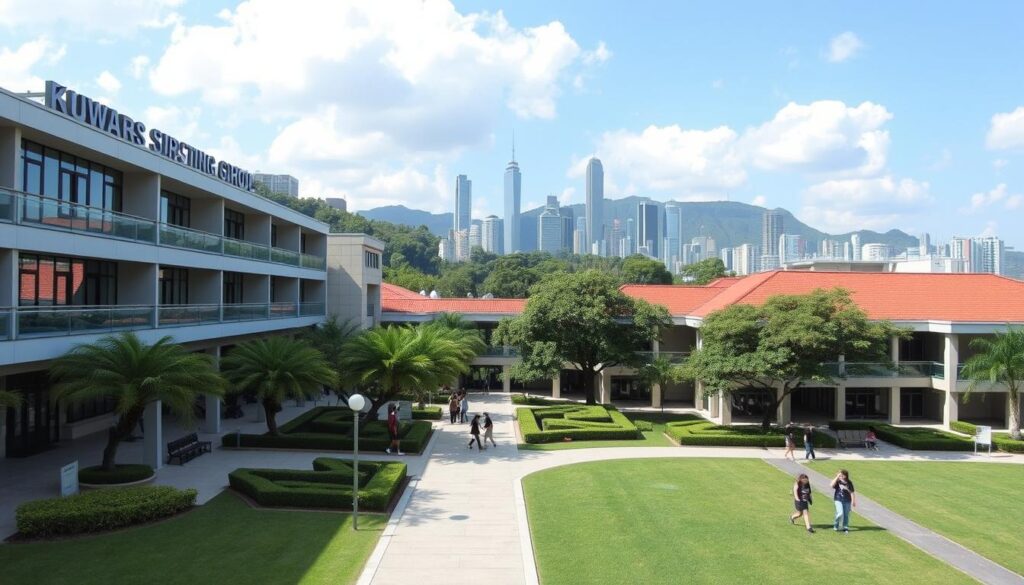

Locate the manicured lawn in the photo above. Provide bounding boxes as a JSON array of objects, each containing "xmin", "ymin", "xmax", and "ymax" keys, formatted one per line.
[
  {"xmin": 807, "ymin": 460, "xmax": 1024, "ymax": 576},
  {"xmin": 0, "ymin": 492, "xmax": 384, "ymax": 585},
  {"xmin": 517, "ymin": 411, "xmax": 679, "ymax": 451},
  {"xmin": 523, "ymin": 458, "xmax": 971, "ymax": 584}
]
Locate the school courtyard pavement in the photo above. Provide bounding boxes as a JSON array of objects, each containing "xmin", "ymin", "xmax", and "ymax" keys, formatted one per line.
[{"xmin": 358, "ymin": 393, "xmax": 1024, "ymax": 585}]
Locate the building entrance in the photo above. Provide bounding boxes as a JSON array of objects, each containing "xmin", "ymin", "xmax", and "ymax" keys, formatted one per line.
[{"xmin": 5, "ymin": 372, "xmax": 60, "ymax": 457}]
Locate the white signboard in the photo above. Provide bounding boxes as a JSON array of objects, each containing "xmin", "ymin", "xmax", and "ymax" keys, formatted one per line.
[
  {"xmin": 975, "ymin": 425, "xmax": 992, "ymax": 446},
  {"xmin": 60, "ymin": 461, "xmax": 79, "ymax": 497}
]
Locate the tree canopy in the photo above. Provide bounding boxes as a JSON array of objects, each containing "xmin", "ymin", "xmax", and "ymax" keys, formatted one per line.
[
  {"xmin": 620, "ymin": 255, "xmax": 674, "ymax": 284},
  {"xmin": 494, "ymin": 270, "xmax": 671, "ymax": 404},
  {"xmin": 960, "ymin": 327, "xmax": 1024, "ymax": 440},
  {"xmin": 678, "ymin": 257, "xmax": 729, "ymax": 285},
  {"xmin": 682, "ymin": 288, "xmax": 901, "ymax": 429}
]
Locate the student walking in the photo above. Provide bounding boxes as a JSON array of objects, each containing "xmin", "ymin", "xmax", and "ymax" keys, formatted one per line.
[
  {"xmin": 784, "ymin": 424, "xmax": 797, "ymax": 461},
  {"xmin": 468, "ymin": 414, "xmax": 482, "ymax": 450},
  {"xmin": 460, "ymin": 392, "xmax": 469, "ymax": 424},
  {"xmin": 789, "ymin": 473, "xmax": 815, "ymax": 534},
  {"xmin": 803, "ymin": 425, "xmax": 817, "ymax": 460},
  {"xmin": 448, "ymin": 393, "xmax": 460, "ymax": 424},
  {"xmin": 483, "ymin": 413, "xmax": 497, "ymax": 448},
  {"xmin": 385, "ymin": 403, "xmax": 404, "ymax": 455},
  {"xmin": 831, "ymin": 469, "xmax": 857, "ymax": 533}
]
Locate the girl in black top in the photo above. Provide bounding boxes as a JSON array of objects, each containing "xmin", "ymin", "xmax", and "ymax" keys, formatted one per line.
[
  {"xmin": 789, "ymin": 473, "xmax": 815, "ymax": 534},
  {"xmin": 468, "ymin": 414, "xmax": 482, "ymax": 450}
]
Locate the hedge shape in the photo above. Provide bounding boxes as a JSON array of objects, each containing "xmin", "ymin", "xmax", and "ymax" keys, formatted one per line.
[
  {"xmin": 79, "ymin": 464, "xmax": 154, "ymax": 485},
  {"xmin": 827, "ymin": 421, "xmax": 973, "ymax": 451},
  {"xmin": 518, "ymin": 406, "xmax": 640, "ymax": 444},
  {"xmin": 666, "ymin": 418, "xmax": 838, "ymax": 448},
  {"xmin": 948, "ymin": 420, "xmax": 1024, "ymax": 454},
  {"xmin": 16, "ymin": 486, "xmax": 196, "ymax": 538},
  {"xmin": 413, "ymin": 406, "xmax": 443, "ymax": 420},
  {"xmin": 222, "ymin": 407, "xmax": 433, "ymax": 453},
  {"xmin": 229, "ymin": 458, "xmax": 406, "ymax": 511}
]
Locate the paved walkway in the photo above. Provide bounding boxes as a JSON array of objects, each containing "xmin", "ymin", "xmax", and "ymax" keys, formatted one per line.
[{"xmin": 360, "ymin": 393, "xmax": 1024, "ymax": 585}]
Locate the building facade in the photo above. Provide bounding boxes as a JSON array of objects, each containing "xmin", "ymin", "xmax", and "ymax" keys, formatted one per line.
[
  {"xmin": 253, "ymin": 173, "xmax": 299, "ymax": 198},
  {"xmin": 637, "ymin": 199, "xmax": 659, "ymax": 260},
  {"xmin": 503, "ymin": 159, "xmax": 521, "ymax": 254},
  {"xmin": 454, "ymin": 174, "xmax": 471, "ymax": 235},
  {"xmin": 585, "ymin": 157, "xmax": 604, "ymax": 256},
  {"xmin": 481, "ymin": 215, "xmax": 503, "ymax": 255}
]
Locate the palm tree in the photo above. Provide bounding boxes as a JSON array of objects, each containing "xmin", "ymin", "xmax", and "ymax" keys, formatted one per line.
[
  {"xmin": 960, "ymin": 327, "xmax": 1024, "ymax": 440},
  {"xmin": 0, "ymin": 389, "xmax": 21, "ymax": 409},
  {"xmin": 50, "ymin": 333, "xmax": 223, "ymax": 471},
  {"xmin": 220, "ymin": 337, "xmax": 337, "ymax": 434},
  {"xmin": 303, "ymin": 316, "xmax": 361, "ymax": 402}
]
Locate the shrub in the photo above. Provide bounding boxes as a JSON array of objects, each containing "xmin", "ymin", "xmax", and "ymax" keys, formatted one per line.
[
  {"xmin": 633, "ymin": 420, "xmax": 654, "ymax": 432},
  {"xmin": 16, "ymin": 486, "xmax": 196, "ymax": 538},
  {"xmin": 412, "ymin": 406, "xmax": 442, "ymax": 420},
  {"xmin": 511, "ymin": 394, "xmax": 563, "ymax": 406},
  {"xmin": 827, "ymin": 421, "xmax": 972, "ymax": 451},
  {"xmin": 950, "ymin": 420, "xmax": 976, "ymax": 435},
  {"xmin": 78, "ymin": 464, "xmax": 154, "ymax": 485},
  {"xmin": 666, "ymin": 419, "xmax": 837, "ymax": 448},
  {"xmin": 518, "ymin": 406, "xmax": 641, "ymax": 443},
  {"xmin": 229, "ymin": 458, "xmax": 406, "ymax": 511},
  {"xmin": 946, "ymin": 420, "xmax": 1024, "ymax": 453}
]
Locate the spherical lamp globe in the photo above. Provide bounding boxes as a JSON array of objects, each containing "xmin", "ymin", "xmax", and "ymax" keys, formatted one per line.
[{"xmin": 348, "ymin": 394, "xmax": 366, "ymax": 412}]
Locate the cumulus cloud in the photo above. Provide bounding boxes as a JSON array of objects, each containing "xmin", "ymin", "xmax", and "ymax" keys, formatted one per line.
[
  {"xmin": 130, "ymin": 55, "xmax": 150, "ymax": 80},
  {"xmin": 802, "ymin": 176, "xmax": 931, "ymax": 232},
  {"xmin": 986, "ymin": 106, "xmax": 1024, "ymax": 150},
  {"xmin": 0, "ymin": 0, "xmax": 182, "ymax": 35},
  {"xmin": 751, "ymin": 195, "xmax": 767, "ymax": 206},
  {"xmin": 96, "ymin": 70, "xmax": 121, "ymax": 94},
  {"xmin": 969, "ymin": 183, "xmax": 1023, "ymax": 211},
  {"xmin": 826, "ymin": 32, "xmax": 864, "ymax": 63},
  {"xmin": 0, "ymin": 37, "xmax": 63, "ymax": 92}
]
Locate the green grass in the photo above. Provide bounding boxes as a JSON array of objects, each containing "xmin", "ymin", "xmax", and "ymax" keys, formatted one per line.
[
  {"xmin": 517, "ymin": 411, "xmax": 680, "ymax": 450},
  {"xmin": 0, "ymin": 492, "xmax": 384, "ymax": 585},
  {"xmin": 807, "ymin": 460, "xmax": 1024, "ymax": 576},
  {"xmin": 523, "ymin": 458, "xmax": 971, "ymax": 584}
]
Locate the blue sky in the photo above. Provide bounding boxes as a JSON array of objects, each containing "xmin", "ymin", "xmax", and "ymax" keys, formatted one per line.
[{"xmin": 1, "ymin": 1, "xmax": 1022, "ymax": 247}]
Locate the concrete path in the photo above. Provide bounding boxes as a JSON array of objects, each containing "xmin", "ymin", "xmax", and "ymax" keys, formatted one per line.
[{"xmin": 767, "ymin": 458, "xmax": 1024, "ymax": 585}]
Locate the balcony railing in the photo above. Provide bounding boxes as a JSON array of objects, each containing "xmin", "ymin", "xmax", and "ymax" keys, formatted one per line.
[
  {"xmin": 479, "ymin": 346, "xmax": 519, "ymax": 357},
  {"xmin": 0, "ymin": 188, "xmax": 326, "ymax": 271},
  {"xmin": 820, "ymin": 361, "xmax": 943, "ymax": 378},
  {"xmin": 634, "ymin": 351, "xmax": 690, "ymax": 364},
  {"xmin": 1, "ymin": 303, "xmax": 325, "ymax": 340}
]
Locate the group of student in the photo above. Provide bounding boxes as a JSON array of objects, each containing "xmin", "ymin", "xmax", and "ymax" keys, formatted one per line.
[
  {"xmin": 781, "ymin": 423, "xmax": 881, "ymax": 462},
  {"xmin": 789, "ymin": 469, "xmax": 857, "ymax": 535},
  {"xmin": 447, "ymin": 389, "xmax": 497, "ymax": 451}
]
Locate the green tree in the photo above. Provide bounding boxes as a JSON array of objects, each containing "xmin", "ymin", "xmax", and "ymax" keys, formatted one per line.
[
  {"xmin": 220, "ymin": 337, "xmax": 337, "ymax": 434},
  {"xmin": 621, "ymin": 255, "xmax": 673, "ymax": 284},
  {"xmin": 303, "ymin": 317, "xmax": 361, "ymax": 400},
  {"xmin": 679, "ymin": 257, "xmax": 728, "ymax": 285},
  {"xmin": 494, "ymin": 270, "xmax": 671, "ymax": 404},
  {"xmin": 637, "ymin": 356, "xmax": 685, "ymax": 409},
  {"xmin": 50, "ymin": 333, "xmax": 223, "ymax": 471},
  {"xmin": 385, "ymin": 264, "xmax": 439, "ymax": 294},
  {"xmin": 683, "ymin": 288, "xmax": 901, "ymax": 430},
  {"xmin": 436, "ymin": 262, "xmax": 478, "ymax": 297},
  {"xmin": 0, "ymin": 389, "xmax": 22, "ymax": 409},
  {"xmin": 960, "ymin": 327, "xmax": 1024, "ymax": 440}
]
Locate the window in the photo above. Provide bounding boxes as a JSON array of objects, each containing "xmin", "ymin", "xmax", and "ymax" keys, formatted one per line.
[
  {"xmin": 21, "ymin": 139, "xmax": 122, "ymax": 211},
  {"xmin": 223, "ymin": 271, "xmax": 244, "ymax": 304},
  {"xmin": 19, "ymin": 254, "xmax": 116, "ymax": 307},
  {"xmin": 224, "ymin": 209, "xmax": 245, "ymax": 240},
  {"xmin": 300, "ymin": 233, "xmax": 308, "ymax": 254},
  {"xmin": 160, "ymin": 191, "xmax": 191, "ymax": 227},
  {"xmin": 159, "ymin": 268, "xmax": 189, "ymax": 305},
  {"xmin": 364, "ymin": 250, "xmax": 380, "ymax": 269},
  {"xmin": 270, "ymin": 225, "xmax": 278, "ymax": 247}
]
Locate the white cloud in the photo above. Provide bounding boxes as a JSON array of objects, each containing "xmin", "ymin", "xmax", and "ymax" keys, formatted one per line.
[
  {"xmin": 743, "ymin": 100, "xmax": 891, "ymax": 177},
  {"xmin": 0, "ymin": 0, "xmax": 182, "ymax": 35},
  {"xmin": 986, "ymin": 106, "xmax": 1024, "ymax": 150},
  {"xmin": 802, "ymin": 176, "xmax": 931, "ymax": 232},
  {"xmin": 143, "ymin": 105, "xmax": 202, "ymax": 142},
  {"xmin": 0, "ymin": 37, "xmax": 63, "ymax": 92},
  {"xmin": 993, "ymin": 158, "xmax": 1008, "ymax": 170},
  {"xmin": 969, "ymin": 183, "xmax": 1023, "ymax": 211},
  {"xmin": 582, "ymin": 41, "xmax": 611, "ymax": 65},
  {"xmin": 826, "ymin": 32, "xmax": 864, "ymax": 63},
  {"xmin": 130, "ymin": 55, "xmax": 150, "ymax": 80},
  {"xmin": 95, "ymin": 70, "xmax": 121, "ymax": 94},
  {"xmin": 559, "ymin": 187, "xmax": 576, "ymax": 205},
  {"xmin": 751, "ymin": 195, "xmax": 767, "ymax": 206}
]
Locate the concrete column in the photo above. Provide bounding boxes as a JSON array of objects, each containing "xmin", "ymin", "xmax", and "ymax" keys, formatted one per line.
[
  {"xmin": 203, "ymin": 347, "xmax": 222, "ymax": 434},
  {"xmin": 0, "ymin": 376, "xmax": 7, "ymax": 459},
  {"xmin": 143, "ymin": 400, "xmax": 163, "ymax": 470},
  {"xmin": 710, "ymin": 392, "xmax": 720, "ymax": 418},
  {"xmin": 0, "ymin": 126, "xmax": 23, "ymax": 189},
  {"xmin": 651, "ymin": 383, "xmax": 662, "ymax": 409},
  {"xmin": 943, "ymin": 390, "xmax": 959, "ymax": 428},
  {"xmin": 598, "ymin": 370, "xmax": 612, "ymax": 404},
  {"xmin": 889, "ymin": 387, "xmax": 901, "ymax": 425},
  {"xmin": 502, "ymin": 365, "xmax": 511, "ymax": 392},
  {"xmin": 776, "ymin": 385, "xmax": 791, "ymax": 425},
  {"xmin": 551, "ymin": 372, "xmax": 561, "ymax": 399},
  {"xmin": 719, "ymin": 392, "xmax": 731, "ymax": 425},
  {"xmin": 834, "ymin": 385, "xmax": 846, "ymax": 422},
  {"xmin": 891, "ymin": 336, "xmax": 900, "ymax": 364},
  {"xmin": 942, "ymin": 333, "xmax": 960, "ymax": 428}
]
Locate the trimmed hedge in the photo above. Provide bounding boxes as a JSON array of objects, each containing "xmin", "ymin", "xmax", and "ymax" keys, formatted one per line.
[
  {"xmin": 16, "ymin": 485, "xmax": 196, "ymax": 538},
  {"xmin": 229, "ymin": 458, "xmax": 406, "ymax": 511},
  {"xmin": 666, "ymin": 418, "xmax": 838, "ymax": 448},
  {"xmin": 222, "ymin": 407, "xmax": 433, "ymax": 453},
  {"xmin": 511, "ymin": 394, "xmax": 564, "ymax": 406},
  {"xmin": 947, "ymin": 420, "xmax": 1024, "ymax": 454},
  {"xmin": 78, "ymin": 464, "xmax": 154, "ymax": 485},
  {"xmin": 518, "ymin": 406, "xmax": 641, "ymax": 443},
  {"xmin": 412, "ymin": 406, "xmax": 443, "ymax": 420},
  {"xmin": 827, "ymin": 421, "xmax": 973, "ymax": 451}
]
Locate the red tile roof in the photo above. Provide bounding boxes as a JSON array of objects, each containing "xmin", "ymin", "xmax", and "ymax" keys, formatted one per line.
[
  {"xmin": 381, "ymin": 283, "xmax": 526, "ymax": 315},
  {"xmin": 618, "ymin": 284, "xmax": 724, "ymax": 316}
]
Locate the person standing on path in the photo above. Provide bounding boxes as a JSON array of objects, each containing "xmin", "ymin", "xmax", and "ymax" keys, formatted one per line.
[
  {"xmin": 784, "ymin": 424, "xmax": 797, "ymax": 461},
  {"xmin": 831, "ymin": 469, "xmax": 857, "ymax": 533},
  {"xmin": 460, "ymin": 392, "xmax": 469, "ymax": 424},
  {"xmin": 483, "ymin": 413, "xmax": 497, "ymax": 448},
  {"xmin": 468, "ymin": 414, "xmax": 482, "ymax": 450},
  {"xmin": 803, "ymin": 425, "xmax": 816, "ymax": 460},
  {"xmin": 789, "ymin": 473, "xmax": 815, "ymax": 534},
  {"xmin": 448, "ymin": 392, "xmax": 460, "ymax": 424},
  {"xmin": 385, "ymin": 403, "xmax": 404, "ymax": 455}
]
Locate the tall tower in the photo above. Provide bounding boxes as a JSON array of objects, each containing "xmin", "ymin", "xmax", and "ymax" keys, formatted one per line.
[
  {"xmin": 637, "ymin": 199, "xmax": 660, "ymax": 259},
  {"xmin": 761, "ymin": 210, "xmax": 783, "ymax": 257},
  {"xmin": 538, "ymin": 200, "xmax": 563, "ymax": 254},
  {"xmin": 481, "ymin": 215, "xmax": 503, "ymax": 254},
  {"xmin": 503, "ymin": 139, "xmax": 521, "ymax": 254},
  {"xmin": 663, "ymin": 202, "xmax": 682, "ymax": 268},
  {"xmin": 585, "ymin": 157, "xmax": 604, "ymax": 256},
  {"xmin": 455, "ymin": 174, "xmax": 472, "ymax": 234}
]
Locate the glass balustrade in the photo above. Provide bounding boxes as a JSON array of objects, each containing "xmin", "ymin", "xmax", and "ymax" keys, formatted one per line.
[
  {"xmin": 222, "ymin": 303, "xmax": 270, "ymax": 322},
  {"xmin": 271, "ymin": 247, "xmax": 301, "ymax": 266},
  {"xmin": 820, "ymin": 361, "xmax": 944, "ymax": 378},
  {"xmin": 158, "ymin": 304, "xmax": 221, "ymax": 327},
  {"xmin": 301, "ymin": 253, "xmax": 327, "ymax": 270},
  {"xmin": 269, "ymin": 302, "xmax": 299, "ymax": 319},
  {"xmin": 159, "ymin": 223, "xmax": 223, "ymax": 254},
  {"xmin": 0, "ymin": 308, "xmax": 11, "ymax": 340},
  {"xmin": 17, "ymin": 306, "xmax": 154, "ymax": 338},
  {"xmin": 299, "ymin": 302, "xmax": 326, "ymax": 316}
]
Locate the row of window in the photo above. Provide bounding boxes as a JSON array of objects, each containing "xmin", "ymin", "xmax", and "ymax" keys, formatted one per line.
[
  {"xmin": 365, "ymin": 251, "xmax": 380, "ymax": 269},
  {"xmin": 18, "ymin": 254, "xmax": 117, "ymax": 306}
]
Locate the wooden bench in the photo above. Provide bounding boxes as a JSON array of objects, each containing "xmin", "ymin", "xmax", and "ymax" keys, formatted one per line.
[
  {"xmin": 167, "ymin": 432, "xmax": 212, "ymax": 464},
  {"xmin": 836, "ymin": 430, "xmax": 869, "ymax": 448}
]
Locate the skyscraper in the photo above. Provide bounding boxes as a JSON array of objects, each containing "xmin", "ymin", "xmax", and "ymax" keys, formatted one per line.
[
  {"xmin": 561, "ymin": 208, "xmax": 575, "ymax": 252},
  {"xmin": 735, "ymin": 244, "xmax": 758, "ymax": 275},
  {"xmin": 574, "ymin": 217, "xmax": 587, "ymax": 254},
  {"xmin": 720, "ymin": 247, "xmax": 734, "ymax": 272},
  {"xmin": 624, "ymin": 217, "xmax": 635, "ymax": 257},
  {"xmin": 609, "ymin": 219, "xmax": 624, "ymax": 259},
  {"xmin": 455, "ymin": 174, "xmax": 472, "ymax": 234},
  {"xmin": 637, "ymin": 199, "xmax": 660, "ymax": 259},
  {"xmin": 778, "ymin": 234, "xmax": 804, "ymax": 265},
  {"xmin": 482, "ymin": 215, "xmax": 503, "ymax": 254},
  {"xmin": 468, "ymin": 223, "xmax": 481, "ymax": 252},
  {"xmin": 762, "ymin": 210, "xmax": 783, "ymax": 258},
  {"xmin": 918, "ymin": 233, "xmax": 931, "ymax": 257},
  {"xmin": 585, "ymin": 157, "xmax": 604, "ymax": 256},
  {"xmin": 503, "ymin": 151, "xmax": 521, "ymax": 254},
  {"xmin": 454, "ymin": 229, "xmax": 470, "ymax": 262},
  {"xmin": 851, "ymin": 234, "xmax": 862, "ymax": 261},
  {"xmin": 977, "ymin": 236, "xmax": 1005, "ymax": 275},
  {"xmin": 538, "ymin": 201, "xmax": 563, "ymax": 254},
  {"xmin": 663, "ymin": 202, "xmax": 682, "ymax": 269}
]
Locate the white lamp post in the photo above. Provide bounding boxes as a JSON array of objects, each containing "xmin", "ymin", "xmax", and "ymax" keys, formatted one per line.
[{"xmin": 347, "ymin": 393, "xmax": 366, "ymax": 530}]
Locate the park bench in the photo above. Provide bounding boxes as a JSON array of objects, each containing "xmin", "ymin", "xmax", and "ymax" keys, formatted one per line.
[
  {"xmin": 836, "ymin": 430, "xmax": 869, "ymax": 448},
  {"xmin": 167, "ymin": 432, "xmax": 212, "ymax": 464}
]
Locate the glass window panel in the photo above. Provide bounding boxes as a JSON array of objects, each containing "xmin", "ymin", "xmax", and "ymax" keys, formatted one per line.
[
  {"xmin": 19, "ymin": 273, "xmax": 37, "ymax": 305},
  {"xmin": 90, "ymin": 165, "xmax": 104, "ymax": 207},
  {"xmin": 24, "ymin": 141, "xmax": 43, "ymax": 161},
  {"xmin": 43, "ymin": 150, "xmax": 59, "ymax": 198},
  {"xmin": 24, "ymin": 161, "xmax": 41, "ymax": 194},
  {"xmin": 37, "ymin": 258, "xmax": 54, "ymax": 306}
]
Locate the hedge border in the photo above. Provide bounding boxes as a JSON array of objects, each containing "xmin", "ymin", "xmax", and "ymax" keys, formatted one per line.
[
  {"xmin": 15, "ymin": 485, "xmax": 196, "ymax": 538},
  {"xmin": 78, "ymin": 464, "xmax": 155, "ymax": 486},
  {"xmin": 517, "ymin": 406, "xmax": 641, "ymax": 444},
  {"xmin": 228, "ymin": 458, "xmax": 407, "ymax": 511},
  {"xmin": 948, "ymin": 420, "xmax": 1024, "ymax": 454},
  {"xmin": 665, "ymin": 418, "xmax": 837, "ymax": 448},
  {"xmin": 827, "ymin": 421, "xmax": 973, "ymax": 451}
]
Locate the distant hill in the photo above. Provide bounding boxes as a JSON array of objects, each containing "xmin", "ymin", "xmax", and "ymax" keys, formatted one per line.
[{"xmin": 359, "ymin": 205, "xmax": 453, "ymax": 236}]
